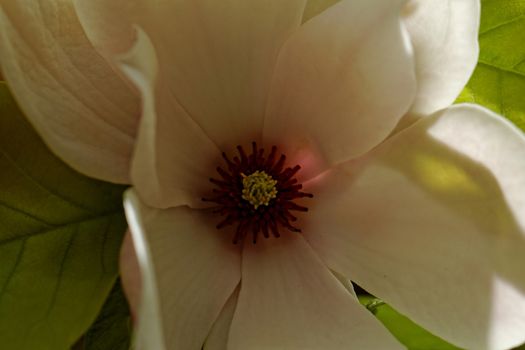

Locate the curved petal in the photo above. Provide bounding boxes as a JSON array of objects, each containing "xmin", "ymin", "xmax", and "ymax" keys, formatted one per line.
[
  {"xmin": 75, "ymin": 0, "xmax": 307, "ymax": 149},
  {"xmin": 264, "ymin": 0, "xmax": 416, "ymax": 179},
  {"xmin": 402, "ymin": 0, "xmax": 480, "ymax": 117},
  {"xmin": 120, "ymin": 231, "xmax": 141, "ymax": 322},
  {"xmin": 124, "ymin": 190, "xmax": 241, "ymax": 350},
  {"xmin": 304, "ymin": 104, "xmax": 525, "ymax": 350},
  {"xmin": 228, "ymin": 234, "xmax": 403, "ymax": 350},
  {"xmin": 0, "ymin": 0, "xmax": 139, "ymax": 183},
  {"xmin": 203, "ymin": 287, "xmax": 239, "ymax": 350},
  {"xmin": 73, "ymin": 0, "xmax": 142, "ymax": 58},
  {"xmin": 120, "ymin": 28, "xmax": 220, "ymax": 209}
]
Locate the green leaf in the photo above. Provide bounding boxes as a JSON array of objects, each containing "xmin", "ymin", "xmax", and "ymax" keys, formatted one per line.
[
  {"xmin": 457, "ymin": 0, "xmax": 525, "ymax": 131},
  {"xmin": 81, "ymin": 280, "xmax": 132, "ymax": 350},
  {"xmin": 0, "ymin": 82, "xmax": 127, "ymax": 350},
  {"xmin": 358, "ymin": 296, "xmax": 463, "ymax": 350}
]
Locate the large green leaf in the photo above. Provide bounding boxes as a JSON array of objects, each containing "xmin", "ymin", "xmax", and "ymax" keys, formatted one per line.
[
  {"xmin": 0, "ymin": 82, "xmax": 127, "ymax": 350},
  {"xmin": 457, "ymin": 0, "xmax": 525, "ymax": 130}
]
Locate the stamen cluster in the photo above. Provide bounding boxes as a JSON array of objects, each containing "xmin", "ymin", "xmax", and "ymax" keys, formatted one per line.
[
  {"xmin": 241, "ymin": 170, "xmax": 278, "ymax": 209},
  {"xmin": 203, "ymin": 142, "xmax": 313, "ymax": 244}
]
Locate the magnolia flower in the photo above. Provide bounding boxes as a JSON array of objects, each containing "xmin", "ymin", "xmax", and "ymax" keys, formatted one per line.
[{"xmin": 1, "ymin": 0, "xmax": 525, "ymax": 349}]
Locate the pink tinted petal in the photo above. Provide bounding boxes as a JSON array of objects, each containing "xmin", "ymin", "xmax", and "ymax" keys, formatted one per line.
[
  {"xmin": 264, "ymin": 0, "xmax": 416, "ymax": 178},
  {"xmin": 75, "ymin": 0, "xmax": 307, "ymax": 148},
  {"xmin": 228, "ymin": 234, "xmax": 403, "ymax": 350},
  {"xmin": 120, "ymin": 29, "xmax": 220, "ymax": 209},
  {"xmin": 0, "ymin": 0, "xmax": 139, "ymax": 183},
  {"xmin": 124, "ymin": 190, "xmax": 241, "ymax": 350},
  {"xmin": 402, "ymin": 0, "xmax": 480, "ymax": 117},
  {"xmin": 305, "ymin": 104, "xmax": 525, "ymax": 350},
  {"xmin": 120, "ymin": 231, "xmax": 141, "ymax": 322}
]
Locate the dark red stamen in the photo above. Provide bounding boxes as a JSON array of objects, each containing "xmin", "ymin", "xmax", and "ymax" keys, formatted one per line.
[{"xmin": 202, "ymin": 142, "xmax": 313, "ymax": 244}]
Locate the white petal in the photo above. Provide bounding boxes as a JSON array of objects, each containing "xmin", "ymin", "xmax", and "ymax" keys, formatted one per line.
[
  {"xmin": 228, "ymin": 234, "xmax": 403, "ymax": 350},
  {"xmin": 264, "ymin": 0, "xmax": 416, "ymax": 178},
  {"xmin": 124, "ymin": 190, "xmax": 241, "ymax": 350},
  {"xmin": 402, "ymin": 0, "xmax": 480, "ymax": 117},
  {"xmin": 305, "ymin": 104, "xmax": 525, "ymax": 350},
  {"xmin": 120, "ymin": 28, "xmax": 220, "ymax": 209},
  {"xmin": 203, "ymin": 287, "xmax": 239, "ymax": 350},
  {"xmin": 0, "ymin": 0, "xmax": 139, "ymax": 183},
  {"xmin": 75, "ymin": 0, "xmax": 307, "ymax": 149}
]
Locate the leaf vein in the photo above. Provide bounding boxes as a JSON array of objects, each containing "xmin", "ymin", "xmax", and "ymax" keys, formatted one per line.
[
  {"xmin": 43, "ymin": 229, "xmax": 76, "ymax": 319},
  {"xmin": 0, "ymin": 199, "xmax": 54, "ymax": 226},
  {"xmin": 0, "ymin": 211, "xmax": 122, "ymax": 247},
  {"xmin": 0, "ymin": 148, "xmax": 97, "ymax": 215},
  {"xmin": 478, "ymin": 60, "xmax": 525, "ymax": 78},
  {"xmin": 479, "ymin": 14, "xmax": 525, "ymax": 36},
  {"xmin": 0, "ymin": 239, "xmax": 27, "ymax": 303},
  {"xmin": 512, "ymin": 57, "xmax": 525, "ymax": 69}
]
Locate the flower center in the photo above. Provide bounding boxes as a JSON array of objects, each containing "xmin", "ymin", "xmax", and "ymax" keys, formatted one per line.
[
  {"xmin": 241, "ymin": 171, "xmax": 278, "ymax": 209},
  {"xmin": 203, "ymin": 142, "xmax": 313, "ymax": 244}
]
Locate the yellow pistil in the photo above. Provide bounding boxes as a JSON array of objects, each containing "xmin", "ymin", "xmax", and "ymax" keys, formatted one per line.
[{"xmin": 241, "ymin": 171, "xmax": 278, "ymax": 209}]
